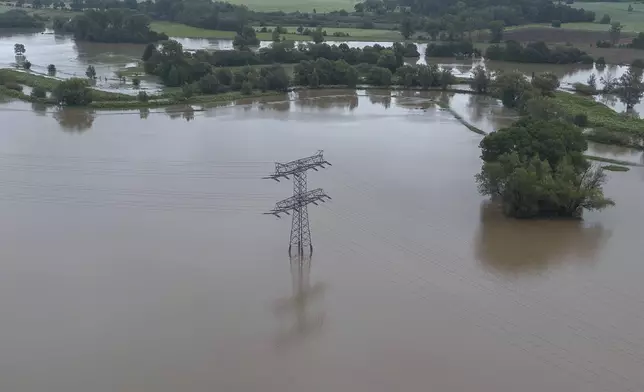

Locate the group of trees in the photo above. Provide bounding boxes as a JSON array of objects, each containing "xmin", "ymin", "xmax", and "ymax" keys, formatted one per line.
[
  {"xmin": 54, "ymin": 9, "xmax": 168, "ymax": 43},
  {"xmin": 485, "ymin": 41, "xmax": 594, "ymax": 64},
  {"xmin": 142, "ymin": 40, "xmax": 290, "ymax": 94},
  {"xmin": 143, "ymin": 40, "xmax": 423, "ymax": 87},
  {"xmin": 474, "ymin": 67, "xmax": 614, "ymax": 218},
  {"xmin": 293, "ymin": 60, "xmax": 456, "ymax": 89},
  {"xmin": 476, "ymin": 117, "xmax": 613, "ymax": 218},
  {"xmin": 0, "ymin": 9, "xmax": 45, "ymax": 28}
]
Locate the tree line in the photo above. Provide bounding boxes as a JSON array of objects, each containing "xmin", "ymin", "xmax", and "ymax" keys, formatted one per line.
[
  {"xmin": 54, "ymin": 9, "xmax": 168, "ymax": 43},
  {"xmin": 0, "ymin": 9, "xmax": 45, "ymax": 28},
  {"xmin": 485, "ymin": 41, "xmax": 594, "ymax": 64},
  {"xmin": 143, "ymin": 40, "xmax": 423, "ymax": 87}
]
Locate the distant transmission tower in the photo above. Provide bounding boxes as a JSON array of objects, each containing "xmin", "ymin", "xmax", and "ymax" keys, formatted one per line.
[{"xmin": 264, "ymin": 151, "xmax": 331, "ymax": 256}]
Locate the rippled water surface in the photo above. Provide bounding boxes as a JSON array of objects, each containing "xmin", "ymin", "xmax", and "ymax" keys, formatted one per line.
[{"xmin": 0, "ymin": 90, "xmax": 644, "ymax": 392}]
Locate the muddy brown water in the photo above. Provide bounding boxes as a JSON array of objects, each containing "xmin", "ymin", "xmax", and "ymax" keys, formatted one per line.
[{"xmin": 1, "ymin": 90, "xmax": 644, "ymax": 392}]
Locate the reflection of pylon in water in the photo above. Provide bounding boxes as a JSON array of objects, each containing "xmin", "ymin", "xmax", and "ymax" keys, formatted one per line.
[{"xmin": 274, "ymin": 255, "xmax": 325, "ymax": 347}]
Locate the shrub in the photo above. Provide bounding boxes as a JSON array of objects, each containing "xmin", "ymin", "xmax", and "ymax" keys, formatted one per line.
[
  {"xmin": 23, "ymin": 60, "xmax": 31, "ymax": 70},
  {"xmin": 30, "ymin": 85, "xmax": 47, "ymax": 99},
  {"xmin": 552, "ymin": 20, "xmax": 562, "ymax": 28},
  {"xmin": 241, "ymin": 81, "xmax": 253, "ymax": 95},
  {"xmin": 137, "ymin": 91, "xmax": 149, "ymax": 102},
  {"xmin": 132, "ymin": 77, "xmax": 140, "ymax": 87},
  {"xmin": 52, "ymin": 78, "xmax": 92, "ymax": 106},
  {"xmin": 47, "ymin": 64, "xmax": 56, "ymax": 75},
  {"xmin": 573, "ymin": 113, "xmax": 588, "ymax": 127}
]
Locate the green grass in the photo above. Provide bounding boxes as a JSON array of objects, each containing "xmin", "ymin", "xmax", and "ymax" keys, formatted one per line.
[
  {"xmin": 601, "ymin": 164, "xmax": 630, "ymax": 171},
  {"xmin": 150, "ymin": 21, "xmax": 402, "ymax": 41},
  {"xmin": 585, "ymin": 154, "xmax": 643, "ymax": 166},
  {"xmin": 553, "ymin": 92, "xmax": 644, "ymax": 136},
  {"xmin": 572, "ymin": 2, "xmax": 644, "ymax": 32}
]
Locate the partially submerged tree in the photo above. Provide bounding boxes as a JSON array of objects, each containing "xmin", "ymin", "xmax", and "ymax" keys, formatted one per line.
[
  {"xmin": 476, "ymin": 118, "xmax": 613, "ymax": 218},
  {"xmin": 52, "ymin": 78, "xmax": 93, "ymax": 106},
  {"xmin": 470, "ymin": 65, "xmax": 491, "ymax": 93},
  {"xmin": 531, "ymin": 72, "xmax": 560, "ymax": 96},
  {"xmin": 615, "ymin": 66, "xmax": 644, "ymax": 111},
  {"xmin": 85, "ymin": 65, "xmax": 97, "ymax": 79}
]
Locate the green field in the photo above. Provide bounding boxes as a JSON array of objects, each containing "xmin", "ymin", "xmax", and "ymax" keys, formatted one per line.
[
  {"xmin": 150, "ymin": 21, "xmax": 402, "ymax": 41},
  {"xmin": 225, "ymin": 0, "xmax": 357, "ymax": 12},
  {"xmin": 572, "ymin": 2, "xmax": 644, "ymax": 32}
]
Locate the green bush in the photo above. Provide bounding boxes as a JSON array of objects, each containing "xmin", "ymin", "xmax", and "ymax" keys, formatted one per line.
[
  {"xmin": 573, "ymin": 113, "xmax": 588, "ymax": 127},
  {"xmin": 30, "ymin": 85, "xmax": 47, "ymax": 99},
  {"xmin": 241, "ymin": 81, "xmax": 253, "ymax": 95},
  {"xmin": 52, "ymin": 78, "xmax": 92, "ymax": 106},
  {"xmin": 551, "ymin": 20, "xmax": 561, "ymax": 28},
  {"xmin": 137, "ymin": 91, "xmax": 149, "ymax": 102}
]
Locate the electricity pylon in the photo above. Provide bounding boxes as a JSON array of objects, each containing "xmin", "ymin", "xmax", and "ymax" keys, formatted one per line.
[{"xmin": 264, "ymin": 151, "xmax": 331, "ymax": 256}]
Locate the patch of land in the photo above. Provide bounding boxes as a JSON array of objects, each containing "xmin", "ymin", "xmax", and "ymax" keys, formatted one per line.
[
  {"xmin": 0, "ymin": 68, "xmax": 283, "ymax": 108},
  {"xmin": 572, "ymin": 2, "xmax": 644, "ymax": 32},
  {"xmin": 500, "ymin": 26, "xmax": 636, "ymax": 44},
  {"xmin": 150, "ymin": 21, "xmax": 402, "ymax": 41},
  {"xmin": 224, "ymin": 0, "xmax": 357, "ymax": 12}
]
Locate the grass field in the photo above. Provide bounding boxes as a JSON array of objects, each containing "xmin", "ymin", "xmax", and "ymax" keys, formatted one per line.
[
  {"xmin": 224, "ymin": 0, "xmax": 357, "ymax": 12},
  {"xmin": 150, "ymin": 21, "xmax": 402, "ymax": 41},
  {"xmin": 572, "ymin": 2, "xmax": 644, "ymax": 32}
]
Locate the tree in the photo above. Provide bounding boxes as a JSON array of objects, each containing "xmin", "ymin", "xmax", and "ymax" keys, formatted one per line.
[
  {"xmin": 14, "ymin": 43, "xmax": 26, "ymax": 56},
  {"xmin": 310, "ymin": 68, "xmax": 320, "ymax": 88},
  {"xmin": 240, "ymin": 81, "xmax": 253, "ymax": 94},
  {"xmin": 30, "ymin": 86, "xmax": 47, "ymax": 99},
  {"xmin": 47, "ymin": 64, "xmax": 56, "ymax": 76},
  {"xmin": 376, "ymin": 50, "xmax": 400, "ymax": 72},
  {"xmin": 587, "ymin": 73, "xmax": 597, "ymax": 91},
  {"xmin": 531, "ymin": 72, "xmax": 560, "ymax": 96},
  {"xmin": 401, "ymin": 17, "xmax": 414, "ymax": 40},
  {"xmin": 628, "ymin": 4, "xmax": 633, "ymax": 12},
  {"xmin": 596, "ymin": 56, "xmax": 606, "ymax": 69},
  {"xmin": 470, "ymin": 65, "xmax": 490, "ymax": 93},
  {"xmin": 198, "ymin": 74, "xmax": 220, "ymax": 94},
  {"xmin": 551, "ymin": 20, "xmax": 561, "ymax": 28},
  {"xmin": 132, "ymin": 78, "xmax": 141, "ymax": 88},
  {"xmin": 599, "ymin": 14, "xmax": 611, "ymax": 24},
  {"xmin": 23, "ymin": 60, "xmax": 31, "ymax": 70},
  {"xmin": 86, "ymin": 65, "xmax": 97, "ymax": 79},
  {"xmin": 439, "ymin": 68, "xmax": 454, "ymax": 90},
  {"xmin": 609, "ymin": 22, "xmax": 623, "ymax": 45},
  {"xmin": 494, "ymin": 71, "xmax": 534, "ymax": 109},
  {"xmin": 137, "ymin": 91, "xmax": 149, "ymax": 102},
  {"xmin": 476, "ymin": 118, "xmax": 613, "ymax": 218},
  {"xmin": 489, "ymin": 20, "xmax": 504, "ymax": 43},
  {"xmin": 615, "ymin": 66, "xmax": 644, "ymax": 111},
  {"xmin": 52, "ymin": 78, "xmax": 93, "ymax": 106},
  {"xmin": 142, "ymin": 43, "xmax": 156, "ymax": 61},
  {"xmin": 233, "ymin": 26, "xmax": 260, "ymax": 49},
  {"xmin": 272, "ymin": 29, "xmax": 280, "ymax": 42},
  {"xmin": 311, "ymin": 27, "xmax": 325, "ymax": 44}
]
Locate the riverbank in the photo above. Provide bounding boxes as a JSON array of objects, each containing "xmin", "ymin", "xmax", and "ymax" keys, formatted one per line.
[{"xmin": 0, "ymin": 69, "xmax": 285, "ymax": 108}]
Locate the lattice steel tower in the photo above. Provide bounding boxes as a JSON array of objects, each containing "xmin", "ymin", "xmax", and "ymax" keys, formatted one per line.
[{"xmin": 264, "ymin": 151, "xmax": 331, "ymax": 256}]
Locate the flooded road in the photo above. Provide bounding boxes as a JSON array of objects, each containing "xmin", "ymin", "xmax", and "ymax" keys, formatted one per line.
[{"xmin": 0, "ymin": 91, "xmax": 644, "ymax": 392}]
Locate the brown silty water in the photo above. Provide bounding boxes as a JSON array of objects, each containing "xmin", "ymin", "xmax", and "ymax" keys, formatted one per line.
[{"xmin": 0, "ymin": 90, "xmax": 643, "ymax": 392}]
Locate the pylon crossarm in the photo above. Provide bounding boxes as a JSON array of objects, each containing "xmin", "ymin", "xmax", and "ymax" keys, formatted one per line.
[{"xmin": 267, "ymin": 188, "xmax": 329, "ymax": 215}]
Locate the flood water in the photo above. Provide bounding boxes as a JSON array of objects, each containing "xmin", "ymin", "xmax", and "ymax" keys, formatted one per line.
[{"xmin": 1, "ymin": 90, "xmax": 644, "ymax": 392}]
